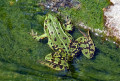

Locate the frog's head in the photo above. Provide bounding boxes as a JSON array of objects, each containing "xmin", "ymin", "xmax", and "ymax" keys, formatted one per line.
[{"xmin": 46, "ymin": 14, "xmax": 56, "ymax": 21}]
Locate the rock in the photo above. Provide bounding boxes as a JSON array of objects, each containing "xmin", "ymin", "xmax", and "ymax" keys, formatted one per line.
[{"xmin": 103, "ymin": 0, "xmax": 120, "ymax": 42}]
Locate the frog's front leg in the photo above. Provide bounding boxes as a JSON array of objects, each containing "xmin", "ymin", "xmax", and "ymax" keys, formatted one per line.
[
  {"xmin": 64, "ymin": 16, "xmax": 73, "ymax": 31},
  {"xmin": 30, "ymin": 29, "xmax": 47, "ymax": 41},
  {"xmin": 38, "ymin": 51, "xmax": 69, "ymax": 71}
]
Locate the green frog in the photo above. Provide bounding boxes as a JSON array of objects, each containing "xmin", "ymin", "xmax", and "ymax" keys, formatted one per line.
[{"xmin": 31, "ymin": 14, "xmax": 95, "ymax": 71}]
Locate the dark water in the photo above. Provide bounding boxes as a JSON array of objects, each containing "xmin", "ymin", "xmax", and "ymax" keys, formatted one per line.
[{"xmin": 0, "ymin": 0, "xmax": 120, "ymax": 81}]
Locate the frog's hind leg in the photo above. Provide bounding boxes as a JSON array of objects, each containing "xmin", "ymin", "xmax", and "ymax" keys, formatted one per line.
[
  {"xmin": 74, "ymin": 30, "xmax": 95, "ymax": 59},
  {"xmin": 70, "ymin": 41, "xmax": 81, "ymax": 57},
  {"xmin": 38, "ymin": 52, "xmax": 69, "ymax": 71}
]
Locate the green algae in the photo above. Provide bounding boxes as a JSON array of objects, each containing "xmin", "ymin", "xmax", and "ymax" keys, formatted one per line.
[
  {"xmin": 60, "ymin": 0, "xmax": 110, "ymax": 30},
  {"xmin": 0, "ymin": 0, "xmax": 120, "ymax": 81}
]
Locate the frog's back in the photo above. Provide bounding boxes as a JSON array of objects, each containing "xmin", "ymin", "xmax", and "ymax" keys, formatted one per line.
[{"xmin": 44, "ymin": 14, "xmax": 73, "ymax": 52}]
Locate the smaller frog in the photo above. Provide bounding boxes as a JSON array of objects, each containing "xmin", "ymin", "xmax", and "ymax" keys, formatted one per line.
[{"xmin": 31, "ymin": 14, "xmax": 95, "ymax": 71}]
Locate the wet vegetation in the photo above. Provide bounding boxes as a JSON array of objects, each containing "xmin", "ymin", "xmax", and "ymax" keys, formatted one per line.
[{"xmin": 0, "ymin": 0, "xmax": 120, "ymax": 81}]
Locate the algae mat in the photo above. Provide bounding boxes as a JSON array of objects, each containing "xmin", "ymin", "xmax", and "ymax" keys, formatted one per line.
[{"xmin": 0, "ymin": 0, "xmax": 120, "ymax": 81}]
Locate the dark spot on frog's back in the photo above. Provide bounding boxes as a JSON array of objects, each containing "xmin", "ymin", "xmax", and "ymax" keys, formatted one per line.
[
  {"xmin": 68, "ymin": 47, "xmax": 69, "ymax": 49},
  {"xmin": 52, "ymin": 59, "xmax": 55, "ymax": 63},
  {"xmin": 89, "ymin": 43, "xmax": 93, "ymax": 46},
  {"xmin": 67, "ymin": 16, "xmax": 69, "ymax": 19},
  {"xmin": 68, "ymin": 35, "xmax": 72, "ymax": 37},
  {"xmin": 56, "ymin": 45, "xmax": 58, "ymax": 47},
  {"xmin": 52, "ymin": 46, "xmax": 55, "ymax": 50},
  {"xmin": 54, "ymin": 38, "xmax": 57, "ymax": 41},
  {"xmin": 62, "ymin": 57, "xmax": 66, "ymax": 60},
  {"xmin": 90, "ymin": 49, "xmax": 95, "ymax": 51},
  {"xmin": 65, "ymin": 24, "xmax": 67, "ymax": 27},
  {"xmin": 49, "ymin": 19, "xmax": 51, "ymax": 22},
  {"xmin": 65, "ymin": 51, "xmax": 67, "ymax": 53},
  {"xmin": 85, "ymin": 52, "xmax": 88, "ymax": 54},
  {"xmin": 60, "ymin": 65, "xmax": 63, "ymax": 69},
  {"xmin": 51, "ymin": 32, "xmax": 53, "ymax": 34},
  {"xmin": 80, "ymin": 38, "xmax": 82, "ymax": 40},
  {"xmin": 58, "ymin": 61, "xmax": 61, "ymax": 65},
  {"xmin": 74, "ymin": 41, "xmax": 78, "ymax": 43},
  {"xmin": 77, "ymin": 47, "xmax": 81, "ymax": 50},
  {"xmin": 63, "ymin": 37, "xmax": 67, "ymax": 40},
  {"xmin": 56, "ymin": 27, "xmax": 59, "ymax": 29},
  {"xmin": 45, "ymin": 20, "xmax": 47, "ymax": 23},
  {"xmin": 65, "ymin": 43, "xmax": 67, "ymax": 45},
  {"xmin": 90, "ymin": 53, "xmax": 93, "ymax": 57},
  {"xmin": 84, "ymin": 42, "xmax": 88, "ymax": 44},
  {"xmin": 53, "ymin": 65, "xmax": 57, "ymax": 68},
  {"xmin": 44, "ymin": 25, "xmax": 47, "ymax": 29},
  {"xmin": 86, "ymin": 47, "xmax": 90, "ymax": 49},
  {"xmin": 71, "ymin": 46, "xmax": 76, "ymax": 48}
]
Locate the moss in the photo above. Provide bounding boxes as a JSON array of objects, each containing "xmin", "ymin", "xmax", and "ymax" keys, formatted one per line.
[{"xmin": 60, "ymin": 0, "xmax": 110, "ymax": 30}]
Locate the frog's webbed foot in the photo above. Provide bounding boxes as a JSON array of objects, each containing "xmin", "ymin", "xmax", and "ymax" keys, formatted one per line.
[
  {"xmin": 30, "ymin": 29, "xmax": 38, "ymax": 37},
  {"xmin": 38, "ymin": 52, "xmax": 69, "ymax": 71},
  {"xmin": 30, "ymin": 29, "xmax": 47, "ymax": 41},
  {"xmin": 38, "ymin": 60, "xmax": 68, "ymax": 71}
]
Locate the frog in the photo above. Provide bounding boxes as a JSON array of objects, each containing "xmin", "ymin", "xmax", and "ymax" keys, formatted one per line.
[{"xmin": 30, "ymin": 14, "xmax": 95, "ymax": 71}]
